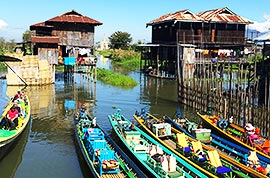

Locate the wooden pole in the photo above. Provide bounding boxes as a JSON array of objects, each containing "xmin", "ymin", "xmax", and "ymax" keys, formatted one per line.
[{"xmin": 4, "ymin": 62, "xmax": 28, "ymax": 86}]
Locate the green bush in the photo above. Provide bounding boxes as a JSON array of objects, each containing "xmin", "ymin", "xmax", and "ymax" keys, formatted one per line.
[{"xmin": 110, "ymin": 49, "xmax": 140, "ymax": 70}]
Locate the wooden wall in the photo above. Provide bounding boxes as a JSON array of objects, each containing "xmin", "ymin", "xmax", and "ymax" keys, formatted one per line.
[
  {"xmin": 151, "ymin": 21, "xmax": 246, "ymax": 48},
  {"xmin": 178, "ymin": 60, "xmax": 270, "ymax": 137}
]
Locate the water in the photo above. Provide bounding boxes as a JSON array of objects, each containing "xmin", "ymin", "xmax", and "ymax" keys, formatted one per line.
[{"xmin": 0, "ymin": 58, "xmax": 197, "ymax": 178}]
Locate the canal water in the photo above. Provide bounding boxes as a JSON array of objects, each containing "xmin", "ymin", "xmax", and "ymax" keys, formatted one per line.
[{"xmin": 0, "ymin": 57, "xmax": 198, "ymax": 178}]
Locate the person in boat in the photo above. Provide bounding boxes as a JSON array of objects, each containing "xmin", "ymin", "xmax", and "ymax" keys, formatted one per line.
[
  {"xmin": 79, "ymin": 106, "xmax": 88, "ymax": 120},
  {"xmin": 13, "ymin": 89, "xmax": 22, "ymax": 102},
  {"xmin": 0, "ymin": 115, "xmax": 9, "ymax": 129},
  {"xmin": 197, "ymin": 121, "xmax": 204, "ymax": 129},
  {"xmin": 245, "ymin": 123, "xmax": 259, "ymax": 144},
  {"xmin": 13, "ymin": 100, "xmax": 22, "ymax": 114},
  {"xmin": 6, "ymin": 104, "xmax": 19, "ymax": 130},
  {"xmin": 130, "ymin": 121, "xmax": 135, "ymax": 130}
]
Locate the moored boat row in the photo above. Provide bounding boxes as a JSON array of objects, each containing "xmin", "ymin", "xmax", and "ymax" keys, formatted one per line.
[
  {"xmin": 71, "ymin": 104, "xmax": 270, "ymax": 177},
  {"xmin": 108, "ymin": 108, "xmax": 213, "ymax": 178},
  {"xmin": 163, "ymin": 109, "xmax": 270, "ymax": 177}
]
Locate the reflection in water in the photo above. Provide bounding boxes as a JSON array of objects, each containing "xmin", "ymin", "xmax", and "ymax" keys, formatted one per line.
[{"xmin": 0, "ymin": 117, "xmax": 30, "ymax": 178}]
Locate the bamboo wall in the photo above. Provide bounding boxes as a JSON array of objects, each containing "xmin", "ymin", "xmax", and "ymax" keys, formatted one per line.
[
  {"xmin": 5, "ymin": 54, "xmax": 55, "ymax": 86},
  {"xmin": 178, "ymin": 60, "xmax": 270, "ymax": 137}
]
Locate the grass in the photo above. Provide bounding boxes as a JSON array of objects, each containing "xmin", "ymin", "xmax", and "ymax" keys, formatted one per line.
[
  {"xmin": 97, "ymin": 68, "xmax": 138, "ymax": 88},
  {"xmin": 113, "ymin": 58, "xmax": 140, "ymax": 70}
]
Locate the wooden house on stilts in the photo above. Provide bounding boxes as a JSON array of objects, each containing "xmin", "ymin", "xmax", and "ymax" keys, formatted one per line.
[{"xmin": 5, "ymin": 10, "xmax": 102, "ymax": 85}]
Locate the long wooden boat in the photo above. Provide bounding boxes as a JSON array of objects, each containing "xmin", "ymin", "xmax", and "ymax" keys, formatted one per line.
[
  {"xmin": 164, "ymin": 110, "xmax": 268, "ymax": 178},
  {"xmin": 197, "ymin": 111, "xmax": 270, "ymax": 164},
  {"xmin": 74, "ymin": 106, "xmax": 146, "ymax": 178},
  {"xmin": 0, "ymin": 94, "xmax": 31, "ymax": 160},
  {"xmin": 108, "ymin": 108, "xmax": 213, "ymax": 178},
  {"xmin": 133, "ymin": 110, "xmax": 238, "ymax": 178}
]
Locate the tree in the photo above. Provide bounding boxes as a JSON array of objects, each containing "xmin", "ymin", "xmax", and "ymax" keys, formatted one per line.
[
  {"xmin": 0, "ymin": 37, "xmax": 5, "ymax": 53},
  {"xmin": 22, "ymin": 30, "xmax": 35, "ymax": 54},
  {"xmin": 22, "ymin": 30, "xmax": 34, "ymax": 42},
  {"xmin": 109, "ymin": 31, "xmax": 132, "ymax": 50}
]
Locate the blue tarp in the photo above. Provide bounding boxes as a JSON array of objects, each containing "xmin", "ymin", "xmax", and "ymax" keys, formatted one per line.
[
  {"xmin": 64, "ymin": 57, "xmax": 76, "ymax": 66},
  {"xmin": 64, "ymin": 100, "xmax": 76, "ymax": 109}
]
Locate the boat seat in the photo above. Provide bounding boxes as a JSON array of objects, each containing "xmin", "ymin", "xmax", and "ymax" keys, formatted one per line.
[
  {"xmin": 191, "ymin": 140, "xmax": 206, "ymax": 162},
  {"xmin": 156, "ymin": 144, "xmax": 163, "ymax": 155},
  {"xmin": 149, "ymin": 145, "xmax": 157, "ymax": 156},
  {"xmin": 168, "ymin": 154, "xmax": 176, "ymax": 172},
  {"xmin": 207, "ymin": 150, "xmax": 231, "ymax": 175},
  {"xmin": 130, "ymin": 140, "xmax": 148, "ymax": 153},
  {"xmin": 98, "ymin": 149, "xmax": 119, "ymax": 175},
  {"xmin": 176, "ymin": 133, "xmax": 191, "ymax": 153},
  {"xmin": 160, "ymin": 155, "xmax": 168, "ymax": 172},
  {"xmin": 85, "ymin": 128, "xmax": 104, "ymax": 141}
]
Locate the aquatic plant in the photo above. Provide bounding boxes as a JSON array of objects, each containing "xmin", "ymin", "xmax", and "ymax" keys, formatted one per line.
[{"xmin": 97, "ymin": 68, "xmax": 138, "ymax": 88}]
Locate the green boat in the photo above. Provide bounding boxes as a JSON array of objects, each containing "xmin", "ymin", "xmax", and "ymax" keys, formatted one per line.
[
  {"xmin": 0, "ymin": 94, "xmax": 31, "ymax": 160},
  {"xmin": 74, "ymin": 106, "xmax": 147, "ymax": 178},
  {"xmin": 108, "ymin": 109, "xmax": 211, "ymax": 178}
]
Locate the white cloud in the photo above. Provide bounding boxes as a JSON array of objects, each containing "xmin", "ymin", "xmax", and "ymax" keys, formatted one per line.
[
  {"xmin": 0, "ymin": 19, "xmax": 8, "ymax": 29},
  {"xmin": 249, "ymin": 14, "xmax": 270, "ymax": 33}
]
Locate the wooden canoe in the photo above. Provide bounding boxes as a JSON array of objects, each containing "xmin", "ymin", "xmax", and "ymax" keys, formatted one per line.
[
  {"xmin": 164, "ymin": 111, "xmax": 268, "ymax": 178},
  {"xmin": 108, "ymin": 108, "xmax": 209, "ymax": 178},
  {"xmin": 74, "ymin": 107, "xmax": 146, "ymax": 178},
  {"xmin": 0, "ymin": 94, "xmax": 31, "ymax": 160}
]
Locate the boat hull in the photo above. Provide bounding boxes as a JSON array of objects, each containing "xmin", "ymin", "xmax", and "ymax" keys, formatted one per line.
[{"xmin": 0, "ymin": 123, "xmax": 29, "ymax": 160}]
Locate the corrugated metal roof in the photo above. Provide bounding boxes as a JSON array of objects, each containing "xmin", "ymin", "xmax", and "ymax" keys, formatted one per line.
[
  {"xmin": 31, "ymin": 36, "xmax": 60, "ymax": 43},
  {"xmin": 47, "ymin": 10, "xmax": 102, "ymax": 25},
  {"xmin": 147, "ymin": 7, "xmax": 253, "ymax": 26},
  {"xmin": 197, "ymin": 7, "xmax": 252, "ymax": 24},
  {"xmin": 30, "ymin": 22, "xmax": 53, "ymax": 28},
  {"xmin": 147, "ymin": 9, "xmax": 204, "ymax": 26}
]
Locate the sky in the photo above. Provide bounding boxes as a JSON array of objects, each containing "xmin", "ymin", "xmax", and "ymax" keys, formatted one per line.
[{"xmin": 0, "ymin": 0, "xmax": 270, "ymax": 44}]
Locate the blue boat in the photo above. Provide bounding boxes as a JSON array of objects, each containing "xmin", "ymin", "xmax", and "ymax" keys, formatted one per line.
[
  {"xmin": 74, "ymin": 106, "xmax": 146, "ymax": 178},
  {"xmin": 108, "ymin": 108, "xmax": 213, "ymax": 178}
]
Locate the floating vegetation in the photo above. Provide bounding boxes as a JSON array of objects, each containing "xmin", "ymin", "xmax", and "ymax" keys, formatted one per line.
[{"xmin": 97, "ymin": 68, "xmax": 138, "ymax": 88}]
